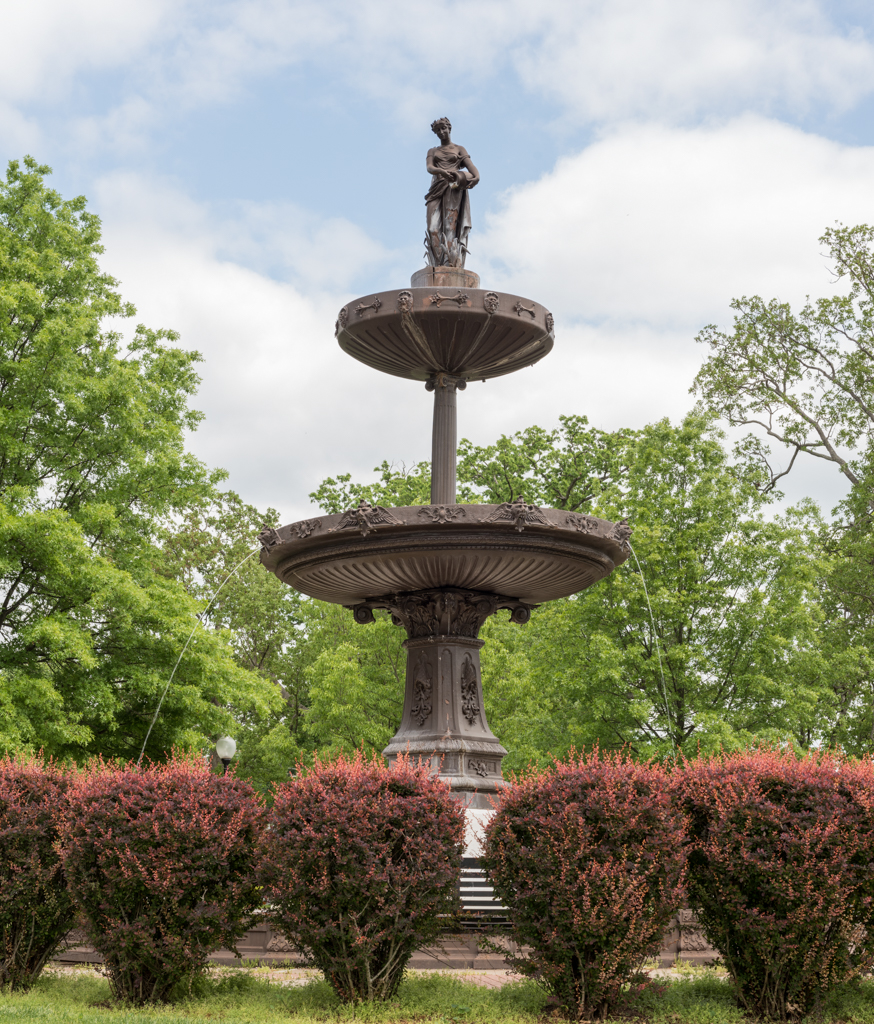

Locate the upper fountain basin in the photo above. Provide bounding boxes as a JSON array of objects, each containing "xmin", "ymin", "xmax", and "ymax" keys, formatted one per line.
[
  {"xmin": 259, "ymin": 502, "xmax": 630, "ymax": 606},
  {"xmin": 335, "ymin": 287, "xmax": 554, "ymax": 382}
]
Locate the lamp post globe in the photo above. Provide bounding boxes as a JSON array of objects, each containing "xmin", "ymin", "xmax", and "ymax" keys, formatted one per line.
[{"xmin": 215, "ymin": 736, "xmax": 237, "ymax": 774}]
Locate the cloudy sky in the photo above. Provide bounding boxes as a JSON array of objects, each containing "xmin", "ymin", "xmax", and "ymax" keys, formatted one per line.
[{"xmin": 4, "ymin": 0, "xmax": 874, "ymax": 521}]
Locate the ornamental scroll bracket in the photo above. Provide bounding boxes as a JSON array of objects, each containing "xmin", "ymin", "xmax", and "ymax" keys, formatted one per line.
[
  {"xmin": 355, "ymin": 297, "xmax": 382, "ymax": 317},
  {"xmin": 425, "ymin": 372, "xmax": 467, "ymax": 392},
  {"xmin": 347, "ymin": 588, "xmax": 536, "ymax": 637},
  {"xmin": 428, "ymin": 291, "xmax": 470, "ymax": 307}
]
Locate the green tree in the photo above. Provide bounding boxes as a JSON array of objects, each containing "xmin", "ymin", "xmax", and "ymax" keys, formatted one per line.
[
  {"xmin": 310, "ymin": 459, "xmax": 434, "ymax": 512},
  {"xmin": 298, "ymin": 601, "xmax": 405, "ymax": 756},
  {"xmin": 693, "ymin": 223, "xmax": 874, "ymax": 496},
  {"xmin": 463, "ymin": 415, "xmax": 829, "ymax": 759},
  {"xmin": 305, "ymin": 414, "xmax": 831, "ymax": 763},
  {"xmin": 693, "ymin": 223, "xmax": 874, "ymax": 752},
  {"xmin": 0, "ymin": 157, "xmax": 282, "ymax": 761},
  {"xmin": 457, "ymin": 415, "xmax": 632, "ymax": 509},
  {"xmin": 157, "ymin": 491, "xmax": 305, "ymax": 788}
]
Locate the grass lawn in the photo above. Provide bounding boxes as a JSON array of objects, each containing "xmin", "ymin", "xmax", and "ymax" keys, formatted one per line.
[{"xmin": 2, "ymin": 964, "xmax": 874, "ymax": 1022}]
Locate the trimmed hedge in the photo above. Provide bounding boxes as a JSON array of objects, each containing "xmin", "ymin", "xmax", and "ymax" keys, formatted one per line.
[
  {"xmin": 60, "ymin": 755, "xmax": 264, "ymax": 1004},
  {"xmin": 260, "ymin": 752, "xmax": 465, "ymax": 1002},
  {"xmin": 482, "ymin": 750, "xmax": 686, "ymax": 1021},
  {"xmin": 0, "ymin": 753, "xmax": 75, "ymax": 991},
  {"xmin": 677, "ymin": 748, "xmax": 874, "ymax": 1020}
]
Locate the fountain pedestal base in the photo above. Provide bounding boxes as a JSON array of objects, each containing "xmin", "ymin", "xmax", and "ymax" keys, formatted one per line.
[
  {"xmin": 383, "ymin": 634, "xmax": 509, "ymax": 809},
  {"xmin": 358, "ymin": 588, "xmax": 523, "ymax": 808}
]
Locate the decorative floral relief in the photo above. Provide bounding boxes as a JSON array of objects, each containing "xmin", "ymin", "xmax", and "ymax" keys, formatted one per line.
[
  {"xmin": 460, "ymin": 653, "xmax": 481, "ymax": 724},
  {"xmin": 513, "ymin": 300, "xmax": 536, "ymax": 318},
  {"xmin": 485, "ymin": 496, "xmax": 550, "ymax": 532},
  {"xmin": 290, "ymin": 518, "xmax": 322, "ymax": 539},
  {"xmin": 677, "ymin": 911, "xmax": 714, "ymax": 954},
  {"xmin": 469, "ymin": 759, "xmax": 489, "ymax": 778},
  {"xmin": 355, "ymin": 297, "xmax": 382, "ymax": 317},
  {"xmin": 418, "ymin": 505, "xmax": 466, "ymax": 524},
  {"xmin": 565, "ymin": 512, "xmax": 600, "ymax": 535},
  {"xmin": 410, "ymin": 652, "xmax": 433, "ymax": 727},
  {"xmin": 329, "ymin": 500, "xmax": 402, "ymax": 537},
  {"xmin": 483, "ymin": 292, "xmax": 499, "ymax": 314},
  {"xmin": 428, "ymin": 291, "xmax": 469, "ymax": 307}
]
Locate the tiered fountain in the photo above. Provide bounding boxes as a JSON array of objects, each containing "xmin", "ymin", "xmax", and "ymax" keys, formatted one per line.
[{"xmin": 259, "ymin": 118, "xmax": 630, "ymax": 808}]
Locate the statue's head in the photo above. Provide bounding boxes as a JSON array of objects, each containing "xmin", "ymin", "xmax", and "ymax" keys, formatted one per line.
[{"xmin": 431, "ymin": 117, "xmax": 452, "ymax": 140}]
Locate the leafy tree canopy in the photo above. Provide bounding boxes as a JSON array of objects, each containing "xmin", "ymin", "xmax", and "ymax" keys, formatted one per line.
[
  {"xmin": 0, "ymin": 158, "xmax": 282, "ymax": 762},
  {"xmin": 693, "ymin": 223, "xmax": 874, "ymax": 496},
  {"xmin": 303, "ymin": 413, "xmax": 844, "ymax": 764},
  {"xmin": 693, "ymin": 223, "xmax": 874, "ymax": 751}
]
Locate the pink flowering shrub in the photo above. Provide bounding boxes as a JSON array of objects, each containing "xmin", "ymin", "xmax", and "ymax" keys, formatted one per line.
[
  {"xmin": 260, "ymin": 752, "xmax": 465, "ymax": 1002},
  {"xmin": 0, "ymin": 754, "xmax": 75, "ymax": 991},
  {"xmin": 481, "ymin": 750, "xmax": 686, "ymax": 1022},
  {"xmin": 676, "ymin": 748, "xmax": 874, "ymax": 1020},
  {"xmin": 60, "ymin": 755, "xmax": 264, "ymax": 1004}
]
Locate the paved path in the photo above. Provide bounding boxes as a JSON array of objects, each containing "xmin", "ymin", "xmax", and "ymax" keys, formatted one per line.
[{"xmin": 45, "ymin": 963, "xmax": 726, "ymax": 992}]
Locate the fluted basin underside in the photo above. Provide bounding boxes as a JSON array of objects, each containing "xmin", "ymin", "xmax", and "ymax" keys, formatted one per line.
[
  {"xmin": 259, "ymin": 503, "xmax": 630, "ymax": 606},
  {"xmin": 335, "ymin": 288, "xmax": 554, "ymax": 382}
]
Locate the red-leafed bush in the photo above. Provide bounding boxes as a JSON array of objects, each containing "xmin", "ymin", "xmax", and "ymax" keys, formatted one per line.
[
  {"xmin": 0, "ymin": 754, "xmax": 75, "ymax": 991},
  {"xmin": 260, "ymin": 752, "xmax": 465, "ymax": 1002},
  {"xmin": 676, "ymin": 748, "xmax": 874, "ymax": 1020},
  {"xmin": 60, "ymin": 755, "xmax": 264, "ymax": 1004},
  {"xmin": 481, "ymin": 750, "xmax": 686, "ymax": 1022}
]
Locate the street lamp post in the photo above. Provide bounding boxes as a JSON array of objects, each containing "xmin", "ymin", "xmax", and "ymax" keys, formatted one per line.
[{"xmin": 215, "ymin": 736, "xmax": 237, "ymax": 775}]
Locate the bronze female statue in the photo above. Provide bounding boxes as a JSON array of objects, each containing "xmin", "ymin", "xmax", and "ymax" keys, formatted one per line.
[{"xmin": 425, "ymin": 117, "xmax": 480, "ymax": 268}]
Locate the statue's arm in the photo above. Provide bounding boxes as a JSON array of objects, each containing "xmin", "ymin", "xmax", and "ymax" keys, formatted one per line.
[
  {"xmin": 426, "ymin": 147, "xmax": 450, "ymax": 179},
  {"xmin": 459, "ymin": 148, "xmax": 480, "ymax": 188}
]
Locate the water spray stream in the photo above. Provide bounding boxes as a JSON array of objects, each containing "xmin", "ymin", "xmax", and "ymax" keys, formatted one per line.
[
  {"xmin": 628, "ymin": 541, "xmax": 675, "ymax": 750},
  {"xmin": 136, "ymin": 547, "xmax": 260, "ymax": 767}
]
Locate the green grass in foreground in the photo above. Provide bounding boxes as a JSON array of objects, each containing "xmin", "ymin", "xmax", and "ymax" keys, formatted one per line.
[{"xmin": 2, "ymin": 967, "xmax": 874, "ymax": 1023}]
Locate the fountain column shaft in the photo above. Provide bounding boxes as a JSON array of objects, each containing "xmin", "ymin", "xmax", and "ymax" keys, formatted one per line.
[{"xmin": 428, "ymin": 373, "xmax": 465, "ymax": 505}]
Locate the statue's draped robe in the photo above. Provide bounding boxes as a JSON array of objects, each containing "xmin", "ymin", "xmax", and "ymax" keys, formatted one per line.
[{"xmin": 425, "ymin": 147, "xmax": 473, "ymax": 268}]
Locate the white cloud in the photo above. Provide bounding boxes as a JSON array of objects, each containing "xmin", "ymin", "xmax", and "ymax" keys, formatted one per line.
[
  {"xmin": 0, "ymin": 103, "xmax": 41, "ymax": 156},
  {"xmin": 159, "ymin": 0, "xmax": 874, "ymax": 126},
  {"xmin": 218, "ymin": 201, "xmax": 394, "ymax": 292},
  {"xmin": 0, "ymin": 0, "xmax": 180, "ymax": 103},
  {"xmin": 5, "ymin": 0, "xmax": 874, "ymax": 152},
  {"xmin": 90, "ymin": 116, "xmax": 864, "ymax": 522},
  {"xmin": 471, "ymin": 116, "xmax": 871, "ymax": 512},
  {"xmin": 93, "ymin": 172, "xmax": 422, "ymax": 521},
  {"xmin": 515, "ymin": 0, "xmax": 874, "ymax": 123},
  {"xmin": 478, "ymin": 116, "xmax": 874, "ymax": 325}
]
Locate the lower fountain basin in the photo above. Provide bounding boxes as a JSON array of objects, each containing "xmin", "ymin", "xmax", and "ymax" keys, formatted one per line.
[{"xmin": 259, "ymin": 503, "xmax": 630, "ymax": 606}]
